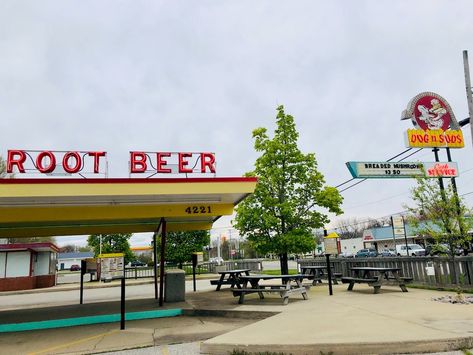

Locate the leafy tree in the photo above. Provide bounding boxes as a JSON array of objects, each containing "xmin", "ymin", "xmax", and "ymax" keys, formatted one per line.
[
  {"xmin": 136, "ymin": 253, "xmax": 153, "ymax": 266},
  {"xmin": 234, "ymin": 105, "xmax": 343, "ymax": 274},
  {"xmin": 406, "ymin": 176, "xmax": 473, "ymax": 282},
  {"xmin": 87, "ymin": 233, "xmax": 134, "ymax": 264},
  {"xmin": 335, "ymin": 217, "xmax": 392, "ymax": 240},
  {"xmin": 156, "ymin": 230, "xmax": 210, "ymax": 268},
  {"xmin": 6, "ymin": 236, "xmax": 56, "ymax": 244},
  {"xmin": 79, "ymin": 245, "xmax": 93, "ymax": 252},
  {"xmin": 59, "ymin": 244, "xmax": 77, "ymax": 253}
]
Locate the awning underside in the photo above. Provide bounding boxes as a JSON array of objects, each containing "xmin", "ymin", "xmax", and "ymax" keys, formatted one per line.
[{"xmin": 0, "ymin": 178, "xmax": 257, "ymax": 237}]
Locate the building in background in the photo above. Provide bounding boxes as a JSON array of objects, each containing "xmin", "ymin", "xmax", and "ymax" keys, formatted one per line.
[
  {"xmin": 0, "ymin": 242, "xmax": 59, "ymax": 291},
  {"xmin": 57, "ymin": 251, "xmax": 94, "ymax": 270}
]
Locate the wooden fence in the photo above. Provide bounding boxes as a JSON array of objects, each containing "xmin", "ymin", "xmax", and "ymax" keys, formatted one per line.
[{"xmin": 298, "ymin": 256, "xmax": 473, "ymax": 290}]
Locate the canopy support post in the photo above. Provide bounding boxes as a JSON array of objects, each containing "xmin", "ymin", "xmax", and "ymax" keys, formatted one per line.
[{"xmin": 159, "ymin": 218, "xmax": 167, "ymax": 307}]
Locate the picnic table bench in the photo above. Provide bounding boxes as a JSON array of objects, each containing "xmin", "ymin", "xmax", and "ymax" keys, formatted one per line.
[
  {"xmin": 300, "ymin": 265, "xmax": 342, "ymax": 285},
  {"xmin": 210, "ymin": 269, "xmax": 250, "ymax": 291},
  {"xmin": 231, "ymin": 274, "xmax": 309, "ymax": 305},
  {"xmin": 342, "ymin": 267, "xmax": 412, "ymax": 294}
]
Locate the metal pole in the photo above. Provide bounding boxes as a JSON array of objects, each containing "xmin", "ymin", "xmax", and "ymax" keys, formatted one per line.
[
  {"xmin": 120, "ymin": 277, "xmax": 125, "ymax": 330},
  {"xmin": 153, "ymin": 233, "xmax": 158, "ymax": 300},
  {"xmin": 463, "ymin": 50, "xmax": 473, "ymax": 149},
  {"xmin": 447, "ymin": 148, "xmax": 465, "ymax": 233},
  {"xmin": 432, "ymin": 148, "xmax": 446, "ymax": 198},
  {"xmin": 80, "ymin": 270, "xmax": 84, "ymax": 305},
  {"xmin": 402, "ymin": 216, "xmax": 409, "ymax": 257},
  {"xmin": 159, "ymin": 220, "xmax": 167, "ymax": 307},
  {"xmin": 390, "ymin": 216, "xmax": 396, "ymax": 250},
  {"xmin": 79, "ymin": 259, "xmax": 86, "ymax": 304},
  {"xmin": 325, "ymin": 254, "xmax": 333, "ymax": 296},
  {"xmin": 192, "ymin": 254, "xmax": 197, "ymax": 292}
]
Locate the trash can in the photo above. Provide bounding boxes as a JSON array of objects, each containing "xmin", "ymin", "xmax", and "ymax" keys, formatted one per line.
[{"xmin": 164, "ymin": 269, "xmax": 185, "ymax": 302}]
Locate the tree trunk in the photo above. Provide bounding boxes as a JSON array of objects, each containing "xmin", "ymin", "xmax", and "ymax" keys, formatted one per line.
[{"xmin": 279, "ymin": 253, "xmax": 289, "ymax": 275}]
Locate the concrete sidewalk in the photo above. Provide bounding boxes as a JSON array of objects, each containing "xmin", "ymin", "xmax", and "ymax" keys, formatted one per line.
[
  {"xmin": 202, "ymin": 284, "xmax": 473, "ymax": 354},
  {"xmin": 0, "ymin": 283, "xmax": 472, "ymax": 354}
]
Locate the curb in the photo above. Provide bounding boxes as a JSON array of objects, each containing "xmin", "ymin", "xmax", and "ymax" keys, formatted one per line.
[{"xmin": 201, "ymin": 336, "xmax": 473, "ymax": 355}]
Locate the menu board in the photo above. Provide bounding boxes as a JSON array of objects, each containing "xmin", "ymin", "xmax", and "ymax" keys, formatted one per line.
[{"xmin": 99, "ymin": 253, "xmax": 124, "ymax": 280}]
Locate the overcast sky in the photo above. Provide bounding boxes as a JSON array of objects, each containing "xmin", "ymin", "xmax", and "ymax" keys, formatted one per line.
[{"xmin": 1, "ymin": 1, "xmax": 473, "ymax": 247}]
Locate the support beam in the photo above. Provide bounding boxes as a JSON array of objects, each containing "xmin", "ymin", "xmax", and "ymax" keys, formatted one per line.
[
  {"xmin": 159, "ymin": 219, "xmax": 167, "ymax": 307},
  {"xmin": 153, "ymin": 232, "xmax": 158, "ymax": 300}
]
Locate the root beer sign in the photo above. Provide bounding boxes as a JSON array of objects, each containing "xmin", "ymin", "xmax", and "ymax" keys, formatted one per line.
[
  {"xmin": 6, "ymin": 150, "xmax": 216, "ymax": 176},
  {"xmin": 401, "ymin": 92, "xmax": 464, "ymax": 148}
]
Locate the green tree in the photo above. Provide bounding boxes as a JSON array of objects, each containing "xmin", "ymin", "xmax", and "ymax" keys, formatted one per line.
[
  {"xmin": 234, "ymin": 105, "xmax": 343, "ymax": 274},
  {"xmin": 6, "ymin": 236, "xmax": 56, "ymax": 244},
  {"xmin": 406, "ymin": 176, "xmax": 473, "ymax": 282},
  {"xmin": 87, "ymin": 233, "xmax": 134, "ymax": 264},
  {"xmin": 156, "ymin": 230, "xmax": 210, "ymax": 268}
]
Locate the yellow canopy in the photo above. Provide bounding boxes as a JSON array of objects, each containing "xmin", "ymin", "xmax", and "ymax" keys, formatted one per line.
[{"xmin": 0, "ymin": 177, "xmax": 257, "ymax": 237}]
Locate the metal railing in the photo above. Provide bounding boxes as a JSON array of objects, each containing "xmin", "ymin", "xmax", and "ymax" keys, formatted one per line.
[
  {"xmin": 298, "ymin": 256, "xmax": 473, "ymax": 289},
  {"xmin": 124, "ymin": 259, "xmax": 264, "ymax": 279}
]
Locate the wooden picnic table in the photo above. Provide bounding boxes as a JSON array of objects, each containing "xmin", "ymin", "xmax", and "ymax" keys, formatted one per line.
[
  {"xmin": 342, "ymin": 266, "xmax": 413, "ymax": 294},
  {"xmin": 232, "ymin": 274, "xmax": 309, "ymax": 305},
  {"xmin": 210, "ymin": 269, "xmax": 250, "ymax": 291},
  {"xmin": 300, "ymin": 265, "xmax": 342, "ymax": 285}
]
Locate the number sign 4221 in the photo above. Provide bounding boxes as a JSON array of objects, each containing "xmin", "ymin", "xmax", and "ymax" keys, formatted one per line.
[{"xmin": 185, "ymin": 206, "xmax": 212, "ymax": 214}]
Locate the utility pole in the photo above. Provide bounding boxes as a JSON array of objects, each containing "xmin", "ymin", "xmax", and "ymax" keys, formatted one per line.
[{"xmin": 463, "ymin": 50, "xmax": 473, "ymax": 149}]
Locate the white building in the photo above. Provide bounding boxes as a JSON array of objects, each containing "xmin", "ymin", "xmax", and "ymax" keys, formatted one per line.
[
  {"xmin": 57, "ymin": 252, "xmax": 94, "ymax": 270},
  {"xmin": 0, "ymin": 242, "xmax": 59, "ymax": 291}
]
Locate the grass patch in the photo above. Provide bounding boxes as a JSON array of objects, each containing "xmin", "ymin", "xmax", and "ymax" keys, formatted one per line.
[{"xmin": 407, "ymin": 284, "xmax": 473, "ymax": 294}]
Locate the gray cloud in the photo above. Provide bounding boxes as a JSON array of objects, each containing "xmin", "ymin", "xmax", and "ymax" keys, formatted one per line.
[{"xmin": 1, "ymin": 1, "xmax": 473, "ymax": 245}]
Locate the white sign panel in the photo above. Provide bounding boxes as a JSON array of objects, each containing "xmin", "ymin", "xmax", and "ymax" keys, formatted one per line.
[
  {"xmin": 99, "ymin": 254, "xmax": 124, "ymax": 280},
  {"xmin": 347, "ymin": 161, "xmax": 458, "ymax": 179},
  {"xmin": 392, "ymin": 216, "xmax": 405, "ymax": 237},
  {"xmin": 324, "ymin": 237, "xmax": 338, "ymax": 255}
]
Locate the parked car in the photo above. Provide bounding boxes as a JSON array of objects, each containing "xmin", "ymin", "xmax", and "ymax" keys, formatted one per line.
[
  {"xmin": 426, "ymin": 243, "xmax": 463, "ymax": 256},
  {"xmin": 340, "ymin": 251, "xmax": 354, "ymax": 258},
  {"xmin": 380, "ymin": 248, "xmax": 396, "ymax": 257},
  {"xmin": 355, "ymin": 248, "xmax": 378, "ymax": 258},
  {"xmin": 209, "ymin": 257, "xmax": 224, "ymax": 265},
  {"xmin": 130, "ymin": 260, "xmax": 147, "ymax": 267},
  {"xmin": 396, "ymin": 244, "xmax": 426, "ymax": 256},
  {"xmin": 70, "ymin": 264, "xmax": 81, "ymax": 271}
]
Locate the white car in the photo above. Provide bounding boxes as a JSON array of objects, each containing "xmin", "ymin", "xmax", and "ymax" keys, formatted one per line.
[
  {"xmin": 209, "ymin": 257, "xmax": 224, "ymax": 265},
  {"xmin": 396, "ymin": 244, "xmax": 426, "ymax": 256}
]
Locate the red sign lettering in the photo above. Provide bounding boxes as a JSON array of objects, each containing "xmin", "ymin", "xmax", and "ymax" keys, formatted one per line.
[
  {"xmin": 88, "ymin": 151, "xmax": 106, "ymax": 173},
  {"xmin": 7, "ymin": 150, "xmax": 26, "ymax": 173},
  {"xmin": 178, "ymin": 153, "xmax": 193, "ymax": 173},
  {"xmin": 130, "ymin": 152, "xmax": 148, "ymax": 173},
  {"xmin": 36, "ymin": 151, "xmax": 56, "ymax": 173},
  {"xmin": 157, "ymin": 153, "xmax": 172, "ymax": 173},
  {"xmin": 200, "ymin": 152, "xmax": 216, "ymax": 173}
]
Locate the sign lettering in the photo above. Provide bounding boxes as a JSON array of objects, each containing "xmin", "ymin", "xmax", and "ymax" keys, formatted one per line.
[{"xmin": 346, "ymin": 161, "xmax": 458, "ymax": 179}]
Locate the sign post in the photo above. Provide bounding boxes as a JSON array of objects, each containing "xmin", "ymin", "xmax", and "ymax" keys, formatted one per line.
[
  {"xmin": 391, "ymin": 215, "xmax": 407, "ymax": 255},
  {"xmin": 98, "ymin": 253, "xmax": 126, "ymax": 329},
  {"xmin": 323, "ymin": 230, "xmax": 338, "ymax": 296},
  {"xmin": 191, "ymin": 252, "xmax": 203, "ymax": 292}
]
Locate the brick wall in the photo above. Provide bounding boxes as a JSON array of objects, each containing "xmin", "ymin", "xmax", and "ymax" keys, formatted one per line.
[{"xmin": 0, "ymin": 274, "xmax": 56, "ymax": 292}]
